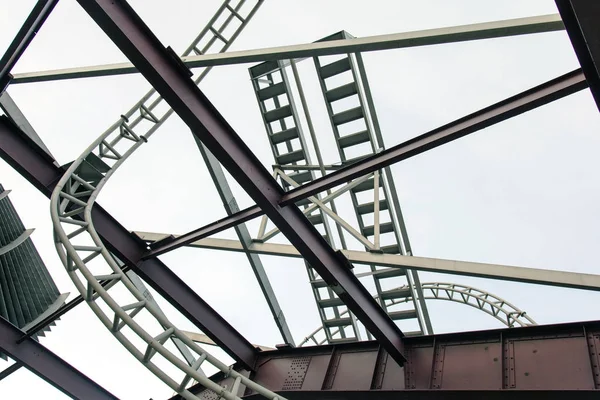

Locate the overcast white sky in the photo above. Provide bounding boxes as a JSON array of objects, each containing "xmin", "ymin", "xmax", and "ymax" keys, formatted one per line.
[{"xmin": 1, "ymin": 0, "xmax": 600, "ymax": 398}]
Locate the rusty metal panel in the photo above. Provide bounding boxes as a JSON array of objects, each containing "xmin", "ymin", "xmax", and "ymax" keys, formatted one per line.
[
  {"xmin": 379, "ymin": 355, "xmax": 405, "ymax": 390},
  {"xmin": 251, "ymin": 357, "xmax": 291, "ymax": 390},
  {"xmin": 509, "ymin": 336, "xmax": 594, "ymax": 389},
  {"xmin": 405, "ymin": 345, "xmax": 434, "ymax": 389},
  {"xmin": 436, "ymin": 342, "xmax": 502, "ymax": 389},
  {"xmin": 587, "ymin": 329, "xmax": 600, "ymax": 389},
  {"xmin": 282, "ymin": 357, "xmax": 312, "ymax": 390},
  {"xmin": 251, "ymin": 353, "xmax": 334, "ymax": 392},
  {"xmin": 302, "ymin": 354, "xmax": 332, "ymax": 390},
  {"xmin": 330, "ymin": 350, "xmax": 379, "ymax": 390}
]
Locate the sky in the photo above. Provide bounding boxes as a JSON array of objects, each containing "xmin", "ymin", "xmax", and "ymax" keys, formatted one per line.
[{"xmin": 1, "ymin": 0, "xmax": 600, "ymax": 398}]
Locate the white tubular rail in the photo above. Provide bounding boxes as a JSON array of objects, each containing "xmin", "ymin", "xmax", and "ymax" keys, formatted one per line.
[
  {"xmin": 299, "ymin": 282, "xmax": 536, "ymax": 347},
  {"xmin": 50, "ymin": 1, "xmax": 283, "ymax": 399}
]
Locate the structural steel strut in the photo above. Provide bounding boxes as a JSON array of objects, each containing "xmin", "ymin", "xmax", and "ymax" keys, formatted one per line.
[
  {"xmin": 146, "ymin": 69, "xmax": 589, "ymax": 257},
  {"xmin": 0, "ymin": 317, "xmax": 118, "ymax": 400},
  {"xmin": 77, "ymin": 0, "xmax": 408, "ymax": 365},
  {"xmin": 195, "ymin": 139, "xmax": 295, "ymax": 346},
  {"xmin": 136, "ymin": 232, "xmax": 600, "ymax": 292},
  {"xmin": 280, "ymin": 69, "xmax": 588, "ymax": 204},
  {"xmin": 9, "ymin": 13, "xmax": 564, "ymax": 84}
]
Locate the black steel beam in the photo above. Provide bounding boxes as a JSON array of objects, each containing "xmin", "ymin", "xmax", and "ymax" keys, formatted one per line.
[
  {"xmin": 145, "ymin": 204, "xmax": 263, "ymax": 258},
  {"xmin": 0, "ymin": 0, "xmax": 59, "ymax": 93},
  {"xmin": 556, "ymin": 0, "xmax": 600, "ymax": 111},
  {"xmin": 243, "ymin": 391, "xmax": 600, "ymax": 400},
  {"xmin": 0, "ymin": 116, "xmax": 258, "ymax": 369},
  {"xmin": 76, "ymin": 0, "xmax": 407, "ymax": 364},
  {"xmin": 0, "ymin": 317, "xmax": 118, "ymax": 399},
  {"xmin": 179, "ymin": 319, "xmax": 600, "ymax": 398},
  {"xmin": 0, "ymin": 362, "xmax": 22, "ymax": 382},
  {"xmin": 146, "ymin": 69, "xmax": 588, "ymax": 249},
  {"xmin": 280, "ymin": 69, "xmax": 587, "ymax": 205}
]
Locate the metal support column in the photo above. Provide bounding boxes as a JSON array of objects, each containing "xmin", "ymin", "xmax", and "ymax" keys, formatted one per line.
[{"xmin": 195, "ymin": 139, "xmax": 295, "ymax": 346}]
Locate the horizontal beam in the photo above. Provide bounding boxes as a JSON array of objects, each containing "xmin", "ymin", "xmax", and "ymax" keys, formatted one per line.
[
  {"xmin": 80, "ymin": 0, "xmax": 407, "ymax": 364},
  {"xmin": 0, "ymin": 116, "xmax": 258, "ymax": 369},
  {"xmin": 0, "ymin": 0, "xmax": 59, "ymax": 91},
  {"xmin": 135, "ymin": 232, "xmax": 600, "ymax": 292},
  {"xmin": 0, "ymin": 317, "xmax": 118, "ymax": 399},
  {"xmin": 280, "ymin": 69, "xmax": 588, "ymax": 205},
  {"xmin": 180, "ymin": 319, "xmax": 600, "ymax": 397},
  {"xmin": 10, "ymin": 14, "xmax": 564, "ymax": 84}
]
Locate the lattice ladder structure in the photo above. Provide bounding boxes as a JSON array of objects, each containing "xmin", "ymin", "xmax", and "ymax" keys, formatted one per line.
[
  {"xmin": 312, "ymin": 31, "xmax": 431, "ymax": 336},
  {"xmin": 249, "ymin": 60, "xmax": 363, "ymax": 344},
  {"xmin": 49, "ymin": 1, "xmax": 284, "ymax": 398}
]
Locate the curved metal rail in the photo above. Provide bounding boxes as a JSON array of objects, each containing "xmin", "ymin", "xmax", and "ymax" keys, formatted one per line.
[
  {"xmin": 50, "ymin": 1, "xmax": 283, "ymax": 399},
  {"xmin": 300, "ymin": 282, "xmax": 536, "ymax": 347}
]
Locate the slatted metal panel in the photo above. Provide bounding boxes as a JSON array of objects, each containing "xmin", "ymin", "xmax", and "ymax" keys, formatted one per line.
[{"xmin": 0, "ymin": 184, "xmax": 60, "ymax": 333}]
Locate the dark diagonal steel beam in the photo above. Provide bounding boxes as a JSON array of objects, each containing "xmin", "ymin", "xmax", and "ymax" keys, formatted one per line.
[
  {"xmin": 76, "ymin": 0, "xmax": 407, "ymax": 364},
  {"xmin": 146, "ymin": 69, "xmax": 588, "ymax": 250},
  {"xmin": 556, "ymin": 0, "xmax": 600, "ymax": 111},
  {"xmin": 0, "ymin": 116, "xmax": 258, "ymax": 369},
  {"xmin": 145, "ymin": 204, "xmax": 263, "ymax": 258},
  {"xmin": 280, "ymin": 69, "xmax": 588, "ymax": 205},
  {"xmin": 0, "ymin": 317, "xmax": 118, "ymax": 400},
  {"xmin": 0, "ymin": 0, "xmax": 59, "ymax": 93}
]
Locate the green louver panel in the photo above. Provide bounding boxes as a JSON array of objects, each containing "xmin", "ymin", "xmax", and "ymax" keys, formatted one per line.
[{"xmin": 0, "ymin": 184, "xmax": 60, "ymax": 329}]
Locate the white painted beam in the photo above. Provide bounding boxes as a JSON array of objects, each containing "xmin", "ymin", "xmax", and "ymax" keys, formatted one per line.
[
  {"xmin": 135, "ymin": 230, "xmax": 600, "ymax": 292},
  {"xmin": 12, "ymin": 14, "xmax": 563, "ymax": 83}
]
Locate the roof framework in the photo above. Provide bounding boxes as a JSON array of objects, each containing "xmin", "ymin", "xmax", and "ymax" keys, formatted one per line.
[{"xmin": 0, "ymin": 0, "xmax": 599, "ymax": 398}]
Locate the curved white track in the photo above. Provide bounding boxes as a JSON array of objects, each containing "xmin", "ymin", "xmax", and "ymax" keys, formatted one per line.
[
  {"xmin": 300, "ymin": 282, "xmax": 536, "ymax": 346},
  {"xmin": 50, "ymin": 1, "xmax": 283, "ymax": 398}
]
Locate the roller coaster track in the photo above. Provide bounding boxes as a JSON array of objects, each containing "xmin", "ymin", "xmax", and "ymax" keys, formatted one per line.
[
  {"xmin": 49, "ymin": 1, "xmax": 285, "ymax": 398},
  {"xmin": 299, "ymin": 282, "xmax": 536, "ymax": 347}
]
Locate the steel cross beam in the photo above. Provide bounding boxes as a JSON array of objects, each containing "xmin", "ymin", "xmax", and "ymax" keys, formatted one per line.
[
  {"xmin": 136, "ymin": 232, "xmax": 600, "ymax": 292},
  {"xmin": 9, "ymin": 13, "xmax": 564, "ymax": 84},
  {"xmin": 280, "ymin": 69, "xmax": 588, "ymax": 205},
  {"xmin": 0, "ymin": 317, "xmax": 118, "ymax": 400},
  {"xmin": 0, "ymin": 116, "xmax": 258, "ymax": 369},
  {"xmin": 556, "ymin": 0, "xmax": 600, "ymax": 111},
  {"xmin": 145, "ymin": 69, "xmax": 589, "ymax": 252},
  {"xmin": 77, "ymin": 0, "xmax": 408, "ymax": 364},
  {"xmin": 0, "ymin": 0, "xmax": 59, "ymax": 93}
]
